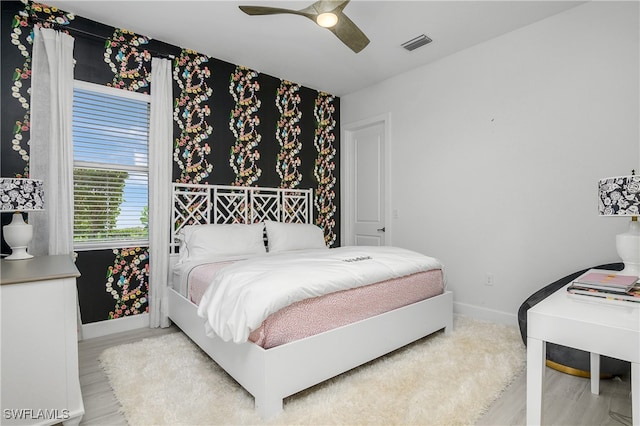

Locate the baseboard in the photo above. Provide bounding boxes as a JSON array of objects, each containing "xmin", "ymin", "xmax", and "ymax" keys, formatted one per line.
[
  {"xmin": 453, "ymin": 301, "xmax": 517, "ymax": 327},
  {"xmin": 81, "ymin": 313, "xmax": 149, "ymax": 340}
]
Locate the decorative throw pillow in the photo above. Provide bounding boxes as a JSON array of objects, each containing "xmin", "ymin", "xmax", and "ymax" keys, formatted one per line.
[
  {"xmin": 264, "ymin": 220, "xmax": 327, "ymax": 253},
  {"xmin": 179, "ymin": 223, "xmax": 266, "ymax": 261}
]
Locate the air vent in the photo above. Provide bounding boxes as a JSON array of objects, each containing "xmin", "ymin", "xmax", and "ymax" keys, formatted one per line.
[{"xmin": 401, "ymin": 34, "xmax": 432, "ymax": 51}]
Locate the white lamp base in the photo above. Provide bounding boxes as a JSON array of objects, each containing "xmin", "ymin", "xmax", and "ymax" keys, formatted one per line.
[
  {"xmin": 3, "ymin": 212, "xmax": 34, "ymax": 261},
  {"xmin": 616, "ymin": 218, "xmax": 640, "ymax": 277}
]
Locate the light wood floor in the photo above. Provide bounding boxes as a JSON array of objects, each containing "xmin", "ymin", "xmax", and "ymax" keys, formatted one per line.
[
  {"xmin": 78, "ymin": 326, "xmax": 633, "ymax": 426},
  {"xmin": 78, "ymin": 326, "xmax": 179, "ymax": 426},
  {"xmin": 476, "ymin": 363, "xmax": 633, "ymax": 426}
]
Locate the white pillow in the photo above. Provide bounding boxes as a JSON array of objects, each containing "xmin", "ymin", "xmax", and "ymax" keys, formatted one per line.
[
  {"xmin": 179, "ymin": 223, "xmax": 266, "ymax": 260},
  {"xmin": 264, "ymin": 220, "xmax": 327, "ymax": 253}
]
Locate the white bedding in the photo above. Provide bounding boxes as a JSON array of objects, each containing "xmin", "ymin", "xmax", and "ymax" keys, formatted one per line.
[
  {"xmin": 195, "ymin": 246, "xmax": 443, "ymax": 343},
  {"xmin": 173, "ymin": 253, "xmax": 252, "ymax": 296}
]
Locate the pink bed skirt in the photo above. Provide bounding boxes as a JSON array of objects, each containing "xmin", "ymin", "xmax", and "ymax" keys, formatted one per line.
[{"xmin": 188, "ymin": 263, "xmax": 444, "ymax": 349}]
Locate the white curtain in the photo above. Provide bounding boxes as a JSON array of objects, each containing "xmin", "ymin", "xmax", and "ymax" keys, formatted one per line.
[
  {"xmin": 29, "ymin": 27, "xmax": 75, "ymax": 257},
  {"xmin": 29, "ymin": 28, "xmax": 80, "ymax": 338},
  {"xmin": 149, "ymin": 57, "xmax": 173, "ymax": 328}
]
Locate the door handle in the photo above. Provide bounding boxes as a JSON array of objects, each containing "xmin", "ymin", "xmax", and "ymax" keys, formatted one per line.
[{"xmin": 377, "ymin": 227, "xmax": 386, "ymax": 232}]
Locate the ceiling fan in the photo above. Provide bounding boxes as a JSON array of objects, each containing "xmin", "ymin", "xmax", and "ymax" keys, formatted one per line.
[{"xmin": 238, "ymin": 0, "xmax": 370, "ymax": 53}]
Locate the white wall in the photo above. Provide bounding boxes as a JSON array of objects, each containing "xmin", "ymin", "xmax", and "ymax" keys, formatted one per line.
[{"xmin": 341, "ymin": 1, "xmax": 640, "ymax": 324}]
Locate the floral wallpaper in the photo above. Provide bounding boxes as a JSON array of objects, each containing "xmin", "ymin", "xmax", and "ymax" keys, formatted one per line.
[
  {"xmin": 314, "ymin": 92, "xmax": 338, "ymax": 246},
  {"xmin": 104, "ymin": 28, "xmax": 151, "ymax": 92},
  {"xmin": 7, "ymin": 1, "xmax": 74, "ymax": 177},
  {"xmin": 276, "ymin": 80, "xmax": 303, "ymax": 188},
  {"xmin": 229, "ymin": 65, "xmax": 262, "ymax": 186},
  {"xmin": 173, "ymin": 49, "xmax": 213, "ymax": 183},
  {"xmin": 1, "ymin": 0, "xmax": 340, "ymax": 324},
  {"xmin": 106, "ymin": 247, "xmax": 149, "ymax": 319}
]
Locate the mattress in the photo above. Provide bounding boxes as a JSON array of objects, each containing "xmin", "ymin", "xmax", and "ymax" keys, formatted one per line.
[{"xmin": 185, "ymin": 261, "xmax": 444, "ymax": 349}]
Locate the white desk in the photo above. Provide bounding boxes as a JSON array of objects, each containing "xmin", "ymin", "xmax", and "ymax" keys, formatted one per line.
[
  {"xmin": 1, "ymin": 255, "xmax": 84, "ymax": 426},
  {"xmin": 527, "ymin": 284, "xmax": 639, "ymax": 425}
]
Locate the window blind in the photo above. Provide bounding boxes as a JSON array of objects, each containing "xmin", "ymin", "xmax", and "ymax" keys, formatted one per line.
[{"xmin": 72, "ymin": 84, "xmax": 150, "ymax": 248}]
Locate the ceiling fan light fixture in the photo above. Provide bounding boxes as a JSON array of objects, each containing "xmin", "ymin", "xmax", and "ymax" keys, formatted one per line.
[
  {"xmin": 316, "ymin": 12, "xmax": 338, "ymax": 28},
  {"xmin": 239, "ymin": 2, "xmax": 369, "ymax": 53}
]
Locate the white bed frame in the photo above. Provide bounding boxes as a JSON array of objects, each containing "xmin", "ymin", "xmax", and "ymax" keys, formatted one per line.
[{"xmin": 168, "ymin": 183, "xmax": 453, "ymax": 419}]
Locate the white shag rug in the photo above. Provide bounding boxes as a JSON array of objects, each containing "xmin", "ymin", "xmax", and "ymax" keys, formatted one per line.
[{"xmin": 99, "ymin": 316, "xmax": 525, "ymax": 425}]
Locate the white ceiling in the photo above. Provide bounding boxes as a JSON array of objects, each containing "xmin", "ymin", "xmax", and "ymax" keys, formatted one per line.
[{"xmin": 45, "ymin": 0, "xmax": 584, "ymax": 96}]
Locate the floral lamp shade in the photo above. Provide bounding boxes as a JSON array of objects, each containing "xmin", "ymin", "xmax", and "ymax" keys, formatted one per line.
[
  {"xmin": 0, "ymin": 178, "xmax": 44, "ymax": 260},
  {"xmin": 598, "ymin": 175, "xmax": 640, "ymax": 216},
  {"xmin": 0, "ymin": 178, "xmax": 44, "ymax": 212},
  {"xmin": 598, "ymin": 173, "xmax": 640, "ymax": 277}
]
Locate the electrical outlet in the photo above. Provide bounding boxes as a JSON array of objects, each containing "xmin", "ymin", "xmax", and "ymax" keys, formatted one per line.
[{"xmin": 485, "ymin": 273, "xmax": 494, "ymax": 286}]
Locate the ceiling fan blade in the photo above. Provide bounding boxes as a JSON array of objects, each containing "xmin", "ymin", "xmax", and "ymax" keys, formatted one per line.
[
  {"xmin": 328, "ymin": 12, "xmax": 370, "ymax": 53},
  {"xmin": 238, "ymin": 5, "xmax": 311, "ymax": 18}
]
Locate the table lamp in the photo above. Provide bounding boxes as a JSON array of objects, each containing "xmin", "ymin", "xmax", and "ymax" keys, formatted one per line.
[
  {"xmin": 0, "ymin": 178, "xmax": 44, "ymax": 260},
  {"xmin": 598, "ymin": 173, "xmax": 640, "ymax": 277}
]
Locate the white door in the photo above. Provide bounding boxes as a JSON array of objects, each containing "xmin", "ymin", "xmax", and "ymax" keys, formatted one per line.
[{"xmin": 344, "ymin": 119, "xmax": 387, "ymax": 246}]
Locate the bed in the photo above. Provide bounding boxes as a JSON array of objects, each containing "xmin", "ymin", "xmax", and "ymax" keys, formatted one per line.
[{"xmin": 168, "ymin": 183, "xmax": 453, "ymax": 419}]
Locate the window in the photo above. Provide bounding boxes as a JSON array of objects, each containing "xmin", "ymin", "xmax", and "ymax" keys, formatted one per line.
[{"xmin": 72, "ymin": 81, "xmax": 150, "ymax": 249}]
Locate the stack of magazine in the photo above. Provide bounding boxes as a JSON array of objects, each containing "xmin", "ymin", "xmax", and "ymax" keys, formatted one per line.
[{"xmin": 567, "ymin": 269, "xmax": 640, "ymax": 303}]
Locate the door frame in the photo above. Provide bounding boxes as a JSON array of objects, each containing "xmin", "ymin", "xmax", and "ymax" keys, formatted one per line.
[{"xmin": 341, "ymin": 112, "xmax": 392, "ymax": 246}]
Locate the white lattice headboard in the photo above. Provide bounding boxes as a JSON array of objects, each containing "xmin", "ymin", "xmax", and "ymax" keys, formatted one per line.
[{"xmin": 171, "ymin": 183, "xmax": 313, "ymax": 254}]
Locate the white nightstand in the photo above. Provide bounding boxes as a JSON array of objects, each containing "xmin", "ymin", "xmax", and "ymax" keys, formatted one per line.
[
  {"xmin": 526, "ymin": 283, "xmax": 640, "ymax": 426},
  {"xmin": 1, "ymin": 255, "xmax": 84, "ymax": 426}
]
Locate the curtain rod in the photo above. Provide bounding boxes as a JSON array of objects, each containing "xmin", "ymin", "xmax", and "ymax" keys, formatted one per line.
[{"xmin": 28, "ymin": 16, "xmax": 176, "ymax": 60}]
